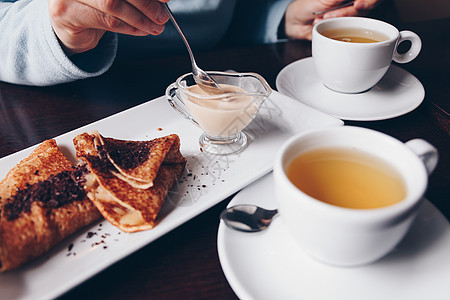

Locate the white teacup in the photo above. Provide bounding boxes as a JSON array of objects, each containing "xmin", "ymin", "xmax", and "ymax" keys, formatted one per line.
[
  {"xmin": 274, "ymin": 126, "xmax": 438, "ymax": 267},
  {"xmin": 312, "ymin": 17, "xmax": 422, "ymax": 93}
]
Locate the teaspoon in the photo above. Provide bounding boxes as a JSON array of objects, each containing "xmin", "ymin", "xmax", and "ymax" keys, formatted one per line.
[
  {"xmin": 162, "ymin": 3, "xmax": 224, "ymax": 94},
  {"xmin": 313, "ymin": 1, "xmax": 355, "ymax": 15},
  {"xmin": 220, "ymin": 205, "xmax": 278, "ymax": 232}
]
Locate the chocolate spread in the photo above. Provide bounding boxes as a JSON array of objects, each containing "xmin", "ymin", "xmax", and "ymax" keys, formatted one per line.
[
  {"xmin": 3, "ymin": 164, "xmax": 89, "ymax": 221},
  {"xmin": 101, "ymin": 140, "xmax": 153, "ymax": 170}
]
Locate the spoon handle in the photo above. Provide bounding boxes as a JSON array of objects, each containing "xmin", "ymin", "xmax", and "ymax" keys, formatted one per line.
[
  {"xmin": 162, "ymin": 3, "xmax": 198, "ymax": 74},
  {"xmin": 162, "ymin": 3, "xmax": 224, "ymax": 93},
  {"xmin": 220, "ymin": 205, "xmax": 278, "ymax": 233},
  {"xmin": 313, "ymin": 1, "xmax": 355, "ymax": 15}
]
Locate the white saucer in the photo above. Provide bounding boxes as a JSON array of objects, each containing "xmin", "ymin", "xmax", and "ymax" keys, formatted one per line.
[
  {"xmin": 276, "ymin": 57, "xmax": 425, "ymax": 121},
  {"xmin": 217, "ymin": 173, "xmax": 450, "ymax": 300}
]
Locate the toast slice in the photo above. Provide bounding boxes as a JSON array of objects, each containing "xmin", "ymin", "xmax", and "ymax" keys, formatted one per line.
[
  {"xmin": 74, "ymin": 133, "xmax": 186, "ymax": 232},
  {"xmin": 0, "ymin": 139, "xmax": 101, "ymax": 272}
]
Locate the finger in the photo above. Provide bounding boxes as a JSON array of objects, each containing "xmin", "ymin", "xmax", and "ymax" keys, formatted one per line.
[
  {"xmin": 126, "ymin": 0, "xmax": 169, "ymax": 25},
  {"xmin": 312, "ymin": 16, "xmax": 324, "ymax": 26},
  {"xmin": 287, "ymin": 23, "xmax": 315, "ymax": 41},
  {"xmin": 77, "ymin": 0, "xmax": 165, "ymax": 34},
  {"xmin": 354, "ymin": 0, "xmax": 380, "ymax": 11},
  {"xmin": 322, "ymin": 6, "xmax": 359, "ymax": 19},
  {"xmin": 92, "ymin": 7, "xmax": 161, "ymax": 35},
  {"xmin": 50, "ymin": 0, "xmax": 151, "ymax": 36}
]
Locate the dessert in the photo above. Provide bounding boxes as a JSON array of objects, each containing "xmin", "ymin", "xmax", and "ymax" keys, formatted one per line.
[
  {"xmin": 0, "ymin": 139, "xmax": 101, "ymax": 272},
  {"xmin": 74, "ymin": 132, "xmax": 186, "ymax": 232},
  {"xmin": 0, "ymin": 132, "xmax": 186, "ymax": 271}
]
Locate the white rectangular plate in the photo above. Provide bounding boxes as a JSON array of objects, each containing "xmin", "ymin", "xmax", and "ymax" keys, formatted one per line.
[{"xmin": 0, "ymin": 91, "xmax": 343, "ymax": 300}]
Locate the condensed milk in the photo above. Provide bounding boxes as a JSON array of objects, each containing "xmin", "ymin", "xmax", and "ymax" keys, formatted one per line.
[
  {"xmin": 166, "ymin": 71, "xmax": 271, "ymax": 155},
  {"xmin": 184, "ymin": 84, "xmax": 257, "ymax": 137}
]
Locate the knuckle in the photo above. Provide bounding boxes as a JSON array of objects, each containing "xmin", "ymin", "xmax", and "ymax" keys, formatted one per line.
[
  {"xmin": 48, "ymin": 0, "xmax": 67, "ymax": 19},
  {"xmin": 103, "ymin": 15, "xmax": 123, "ymax": 30},
  {"xmin": 134, "ymin": 13, "xmax": 149, "ymax": 28}
]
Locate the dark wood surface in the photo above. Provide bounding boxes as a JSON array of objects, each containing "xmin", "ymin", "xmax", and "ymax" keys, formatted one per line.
[{"xmin": 0, "ymin": 18, "xmax": 449, "ymax": 300}]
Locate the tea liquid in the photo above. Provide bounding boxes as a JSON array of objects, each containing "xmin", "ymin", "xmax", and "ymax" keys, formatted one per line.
[
  {"xmin": 321, "ymin": 27, "xmax": 389, "ymax": 43},
  {"xmin": 287, "ymin": 148, "xmax": 406, "ymax": 209}
]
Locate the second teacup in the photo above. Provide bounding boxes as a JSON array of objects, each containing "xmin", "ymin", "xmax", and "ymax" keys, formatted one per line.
[{"xmin": 312, "ymin": 17, "xmax": 422, "ymax": 93}]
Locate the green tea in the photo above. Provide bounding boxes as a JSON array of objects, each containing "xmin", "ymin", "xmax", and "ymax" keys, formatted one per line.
[
  {"xmin": 287, "ymin": 148, "xmax": 406, "ymax": 209},
  {"xmin": 321, "ymin": 27, "xmax": 389, "ymax": 43}
]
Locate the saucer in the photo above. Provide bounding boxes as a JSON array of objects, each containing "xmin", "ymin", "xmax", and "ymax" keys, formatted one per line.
[
  {"xmin": 217, "ymin": 173, "xmax": 450, "ymax": 300},
  {"xmin": 276, "ymin": 57, "xmax": 425, "ymax": 121}
]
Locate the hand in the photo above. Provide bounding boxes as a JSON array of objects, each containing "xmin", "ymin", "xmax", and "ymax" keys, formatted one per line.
[
  {"xmin": 48, "ymin": 0, "xmax": 170, "ymax": 55},
  {"xmin": 284, "ymin": 0, "xmax": 382, "ymax": 40}
]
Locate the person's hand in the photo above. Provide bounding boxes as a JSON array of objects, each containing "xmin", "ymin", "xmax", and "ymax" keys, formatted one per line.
[
  {"xmin": 285, "ymin": 0, "xmax": 382, "ymax": 41},
  {"xmin": 48, "ymin": 0, "xmax": 170, "ymax": 55}
]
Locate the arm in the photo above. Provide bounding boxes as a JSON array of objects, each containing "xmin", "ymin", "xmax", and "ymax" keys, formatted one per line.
[
  {"xmin": 0, "ymin": 0, "xmax": 117, "ymax": 86},
  {"xmin": 222, "ymin": 0, "xmax": 292, "ymax": 46},
  {"xmin": 0, "ymin": 0, "xmax": 169, "ymax": 86}
]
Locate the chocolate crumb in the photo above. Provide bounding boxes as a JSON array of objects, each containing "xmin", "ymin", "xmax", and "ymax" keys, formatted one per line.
[
  {"xmin": 92, "ymin": 240, "xmax": 106, "ymax": 247},
  {"xmin": 68, "ymin": 243, "xmax": 74, "ymax": 252},
  {"xmin": 3, "ymin": 164, "xmax": 89, "ymax": 220},
  {"xmin": 86, "ymin": 232, "xmax": 96, "ymax": 239}
]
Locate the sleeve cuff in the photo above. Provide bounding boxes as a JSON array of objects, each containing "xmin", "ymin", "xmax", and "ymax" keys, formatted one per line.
[
  {"xmin": 264, "ymin": 0, "xmax": 292, "ymax": 43},
  {"xmin": 41, "ymin": 0, "xmax": 118, "ymax": 82}
]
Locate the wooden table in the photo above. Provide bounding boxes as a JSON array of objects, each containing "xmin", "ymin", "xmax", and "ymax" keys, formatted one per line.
[{"xmin": 1, "ymin": 18, "xmax": 448, "ymax": 299}]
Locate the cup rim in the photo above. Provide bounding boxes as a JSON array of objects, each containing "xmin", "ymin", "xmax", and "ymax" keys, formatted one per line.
[
  {"xmin": 313, "ymin": 16, "xmax": 399, "ymax": 46},
  {"xmin": 274, "ymin": 126, "xmax": 428, "ymax": 222},
  {"xmin": 174, "ymin": 71, "xmax": 272, "ymax": 100}
]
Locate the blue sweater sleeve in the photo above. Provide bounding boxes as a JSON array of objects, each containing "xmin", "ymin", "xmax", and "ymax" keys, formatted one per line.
[{"xmin": 0, "ymin": 0, "xmax": 117, "ymax": 86}]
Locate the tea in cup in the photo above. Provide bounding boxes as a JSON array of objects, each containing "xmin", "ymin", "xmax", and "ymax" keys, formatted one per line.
[
  {"xmin": 274, "ymin": 126, "xmax": 438, "ymax": 266},
  {"xmin": 312, "ymin": 17, "xmax": 422, "ymax": 93},
  {"xmin": 166, "ymin": 71, "xmax": 271, "ymax": 155}
]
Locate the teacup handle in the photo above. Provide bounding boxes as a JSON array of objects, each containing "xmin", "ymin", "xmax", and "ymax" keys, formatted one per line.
[
  {"xmin": 166, "ymin": 83, "xmax": 200, "ymax": 127},
  {"xmin": 405, "ymin": 139, "xmax": 439, "ymax": 175},
  {"xmin": 393, "ymin": 30, "xmax": 422, "ymax": 64}
]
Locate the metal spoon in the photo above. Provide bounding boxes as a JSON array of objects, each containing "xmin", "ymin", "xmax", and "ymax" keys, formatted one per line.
[
  {"xmin": 313, "ymin": 1, "xmax": 355, "ymax": 15},
  {"xmin": 162, "ymin": 3, "xmax": 224, "ymax": 94},
  {"xmin": 220, "ymin": 205, "xmax": 278, "ymax": 232}
]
